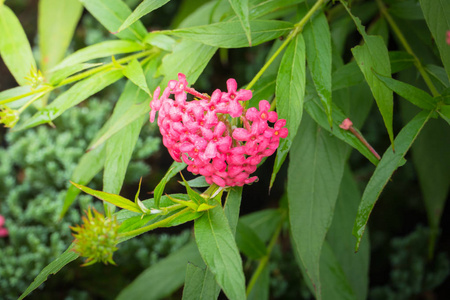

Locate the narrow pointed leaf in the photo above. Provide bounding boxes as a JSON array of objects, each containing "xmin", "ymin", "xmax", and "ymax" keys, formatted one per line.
[
  {"xmin": 156, "ymin": 39, "xmax": 217, "ymax": 88},
  {"xmin": 182, "ymin": 264, "xmax": 221, "ymax": 300},
  {"xmin": 224, "ymin": 186, "xmax": 242, "ymax": 235},
  {"xmin": 60, "ymin": 145, "xmax": 105, "ymax": 218},
  {"xmin": 49, "ymin": 63, "xmax": 102, "ymax": 85},
  {"xmin": 79, "ymin": 0, "xmax": 147, "ymax": 41},
  {"xmin": 271, "ymin": 33, "xmax": 305, "ymax": 187},
  {"xmin": 122, "ymin": 59, "xmax": 151, "ymax": 95},
  {"xmin": 168, "ymin": 20, "xmax": 292, "ymax": 48},
  {"xmin": 373, "ymin": 71, "xmax": 437, "ymax": 110},
  {"xmin": 288, "ymin": 114, "xmax": 347, "ymax": 299},
  {"xmin": 235, "ymin": 221, "xmax": 267, "ymax": 259},
  {"xmin": 38, "ymin": 0, "xmax": 83, "ymax": 72},
  {"xmin": 353, "ymin": 110, "xmax": 433, "ymax": 251},
  {"xmin": 71, "ymin": 181, "xmax": 141, "ymax": 213},
  {"xmin": 52, "ymin": 40, "xmax": 143, "ymax": 71},
  {"xmin": 304, "ymin": 10, "xmax": 332, "ymax": 127},
  {"xmin": 154, "ymin": 162, "xmax": 187, "ymax": 208},
  {"xmin": 0, "ymin": 5, "xmax": 37, "ymax": 86},
  {"xmin": 194, "ymin": 205, "xmax": 246, "ymax": 300},
  {"xmin": 117, "ymin": 0, "xmax": 170, "ymax": 33},
  {"xmin": 180, "ymin": 173, "xmax": 204, "ymax": 205},
  {"xmin": 18, "ymin": 247, "xmax": 79, "ymax": 300},
  {"xmin": 419, "ymin": 0, "xmax": 450, "ymax": 80},
  {"xmin": 117, "ymin": 242, "xmax": 204, "ymax": 300},
  {"xmin": 228, "ymin": 0, "xmax": 251, "ymax": 45},
  {"xmin": 409, "ymin": 116, "xmax": 450, "ymax": 256},
  {"xmin": 326, "ymin": 166, "xmax": 370, "ymax": 300},
  {"xmin": 88, "ymin": 100, "xmax": 150, "ymax": 150},
  {"xmin": 438, "ymin": 105, "xmax": 450, "ymax": 126},
  {"xmin": 343, "ymin": 3, "xmax": 394, "ymax": 145},
  {"xmin": 16, "ymin": 70, "xmax": 123, "ymax": 130}
]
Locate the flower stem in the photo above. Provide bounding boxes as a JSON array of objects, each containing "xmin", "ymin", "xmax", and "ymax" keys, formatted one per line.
[
  {"xmin": 245, "ymin": 0, "xmax": 326, "ymax": 92},
  {"xmin": 375, "ymin": 0, "xmax": 439, "ymax": 97},
  {"xmin": 246, "ymin": 220, "xmax": 282, "ymax": 296}
]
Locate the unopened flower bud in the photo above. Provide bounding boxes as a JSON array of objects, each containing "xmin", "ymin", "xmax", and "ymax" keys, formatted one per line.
[
  {"xmin": 70, "ymin": 208, "xmax": 119, "ymax": 266},
  {"xmin": 0, "ymin": 106, "xmax": 19, "ymax": 128}
]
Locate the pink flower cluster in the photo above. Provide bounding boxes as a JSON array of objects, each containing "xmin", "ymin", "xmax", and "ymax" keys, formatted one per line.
[
  {"xmin": 0, "ymin": 215, "xmax": 8, "ymax": 238},
  {"xmin": 149, "ymin": 73, "xmax": 288, "ymax": 187}
]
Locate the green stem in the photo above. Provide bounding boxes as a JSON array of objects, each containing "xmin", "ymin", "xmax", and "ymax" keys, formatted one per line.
[
  {"xmin": 0, "ymin": 86, "xmax": 53, "ymax": 106},
  {"xmin": 245, "ymin": 0, "xmax": 326, "ymax": 92},
  {"xmin": 375, "ymin": 0, "xmax": 439, "ymax": 97},
  {"xmin": 17, "ymin": 92, "xmax": 46, "ymax": 113},
  {"xmin": 246, "ymin": 221, "xmax": 282, "ymax": 296},
  {"xmin": 118, "ymin": 207, "xmax": 191, "ymax": 240},
  {"xmin": 58, "ymin": 49, "xmax": 156, "ymax": 87},
  {"xmin": 0, "ymin": 49, "xmax": 156, "ymax": 106}
]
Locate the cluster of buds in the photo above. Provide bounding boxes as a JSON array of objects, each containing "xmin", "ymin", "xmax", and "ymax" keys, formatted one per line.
[
  {"xmin": 149, "ymin": 73, "xmax": 288, "ymax": 187},
  {"xmin": 70, "ymin": 208, "xmax": 119, "ymax": 266},
  {"xmin": 0, "ymin": 215, "xmax": 8, "ymax": 238}
]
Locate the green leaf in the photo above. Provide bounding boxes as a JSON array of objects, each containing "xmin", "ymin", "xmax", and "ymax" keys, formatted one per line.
[
  {"xmin": 52, "ymin": 40, "xmax": 144, "ymax": 71},
  {"xmin": 49, "ymin": 63, "xmax": 102, "ymax": 85},
  {"xmin": 182, "ymin": 264, "xmax": 221, "ymax": 300},
  {"xmin": 389, "ymin": 0, "xmax": 424, "ymax": 20},
  {"xmin": 223, "ymin": 186, "xmax": 242, "ymax": 235},
  {"xmin": 390, "ymin": 51, "xmax": 415, "ymax": 74},
  {"xmin": 319, "ymin": 242, "xmax": 357, "ymax": 300},
  {"xmin": 122, "ymin": 59, "xmax": 151, "ymax": 95},
  {"xmin": 425, "ymin": 64, "xmax": 450, "ymax": 88},
  {"xmin": 353, "ymin": 110, "xmax": 433, "ymax": 251},
  {"xmin": 236, "ymin": 221, "xmax": 267, "ymax": 259},
  {"xmin": 326, "ymin": 166, "xmax": 370, "ymax": 300},
  {"xmin": 240, "ymin": 208, "xmax": 282, "ymax": 243},
  {"xmin": 144, "ymin": 32, "xmax": 176, "ymax": 51},
  {"xmin": 271, "ymin": 33, "xmax": 306, "ymax": 187},
  {"xmin": 288, "ymin": 114, "xmax": 347, "ymax": 299},
  {"xmin": 343, "ymin": 3, "xmax": 394, "ymax": 145},
  {"xmin": 154, "ymin": 162, "xmax": 187, "ymax": 208},
  {"xmin": 87, "ymin": 99, "xmax": 150, "ymax": 150},
  {"xmin": 180, "ymin": 176, "xmax": 209, "ymax": 188},
  {"xmin": 438, "ymin": 105, "xmax": 450, "ymax": 126},
  {"xmin": 79, "ymin": 0, "xmax": 147, "ymax": 41},
  {"xmin": 167, "ymin": 20, "xmax": 292, "ymax": 48},
  {"xmin": 16, "ymin": 70, "xmax": 123, "ymax": 130},
  {"xmin": 194, "ymin": 205, "xmax": 246, "ymax": 300},
  {"xmin": 0, "ymin": 5, "xmax": 37, "ymax": 86},
  {"xmin": 38, "ymin": 0, "xmax": 83, "ymax": 72},
  {"xmin": 304, "ymin": 81, "xmax": 379, "ymax": 166},
  {"xmin": 118, "ymin": 0, "xmax": 170, "ymax": 33},
  {"xmin": 304, "ymin": 10, "xmax": 332, "ymax": 127},
  {"xmin": 71, "ymin": 181, "xmax": 141, "ymax": 213},
  {"xmin": 180, "ymin": 173, "xmax": 204, "ymax": 205},
  {"xmin": 228, "ymin": 0, "xmax": 251, "ymax": 45},
  {"xmin": 332, "ymin": 61, "xmax": 364, "ymax": 91},
  {"xmin": 117, "ymin": 242, "xmax": 204, "ymax": 300},
  {"xmin": 156, "ymin": 39, "xmax": 217, "ymax": 88},
  {"xmin": 248, "ymin": 0, "xmax": 303, "ymax": 20},
  {"xmin": 410, "ymin": 117, "xmax": 450, "ymax": 256},
  {"xmin": 104, "ymin": 116, "xmax": 144, "ymax": 194},
  {"xmin": 60, "ymin": 145, "xmax": 106, "ymax": 218},
  {"xmin": 373, "ymin": 71, "xmax": 437, "ymax": 110},
  {"xmin": 18, "ymin": 246, "xmax": 79, "ymax": 300},
  {"xmin": 0, "ymin": 86, "xmax": 34, "ymax": 108},
  {"xmin": 419, "ymin": 0, "xmax": 450, "ymax": 81}
]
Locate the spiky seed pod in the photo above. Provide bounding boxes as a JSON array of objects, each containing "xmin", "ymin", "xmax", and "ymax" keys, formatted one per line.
[{"xmin": 70, "ymin": 208, "xmax": 119, "ymax": 266}]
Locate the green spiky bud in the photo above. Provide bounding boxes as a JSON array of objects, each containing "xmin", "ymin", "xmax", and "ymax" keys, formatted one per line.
[
  {"xmin": 0, "ymin": 106, "xmax": 19, "ymax": 128},
  {"xmin": 70, "ymin": 208, "xmax": 119, "ymax": 266}
]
